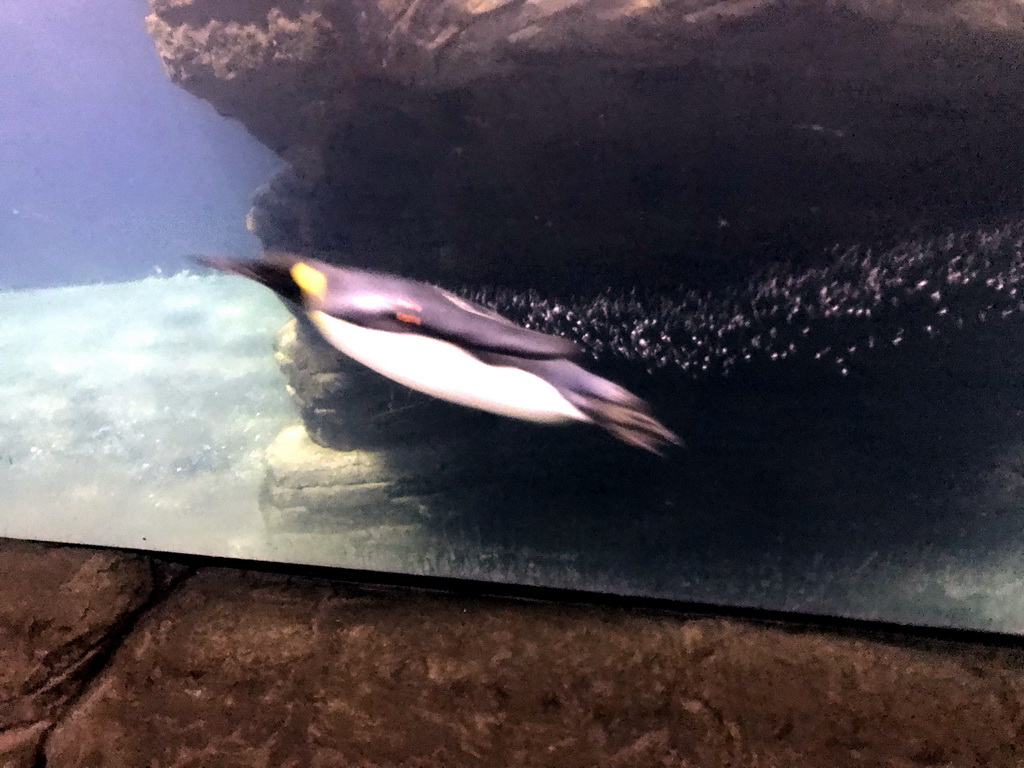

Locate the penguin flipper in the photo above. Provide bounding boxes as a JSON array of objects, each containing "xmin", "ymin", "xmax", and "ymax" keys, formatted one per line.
[
  {"xmin": 576, "ymin": 398, "xmax": 683, "ymax": 455},
  {"xmin": 482, "ymin": 355, "xmax": 683, "ymax": 454},
  {"xmin": 331, "ymin": 287, "xmax": 583, "ymax": 361},
  {"xmin": 423, "ymin": 289, "xmax": 583, "ymax": 360}
]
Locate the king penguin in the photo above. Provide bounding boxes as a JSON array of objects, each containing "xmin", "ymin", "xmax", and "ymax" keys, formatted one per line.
[{"xmin": 196, "ymin": 252, "xmax": 681, "ymax": 454}]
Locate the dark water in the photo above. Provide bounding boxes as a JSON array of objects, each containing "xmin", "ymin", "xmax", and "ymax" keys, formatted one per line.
[{"xmin": 384, "ymin": 365, "xmax": 1016, "ymax": 630}]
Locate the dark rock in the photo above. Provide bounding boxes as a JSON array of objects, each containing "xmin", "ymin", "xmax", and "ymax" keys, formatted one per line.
[
  {"xmin": 145, "ymin": 0, "xmax": 1024, "ymax": 291},
  {"xmin": 0, "ymin": 722, "xmax": 49, "ymax": 768},
  {"xmin": 0, "ymin": 541, "xmax": 154, "ymax": 767},
  {"xmin": 261, "ymin": 423, "xmax": 437, "ymax": 530},
  {"xmin": 44, "ymin": 567, "xmax": 1024, "ymax": 767}
]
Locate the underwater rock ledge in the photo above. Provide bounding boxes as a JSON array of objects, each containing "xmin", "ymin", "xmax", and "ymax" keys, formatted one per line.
[{"xmin": 147, "ymin": 0, "xmax": 1024, "ymax": 289}]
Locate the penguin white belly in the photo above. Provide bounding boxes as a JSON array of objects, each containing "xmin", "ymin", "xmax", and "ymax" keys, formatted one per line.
[{"xmin": 308, "ymin": 311, "xmax": 589, "ymax": 423}]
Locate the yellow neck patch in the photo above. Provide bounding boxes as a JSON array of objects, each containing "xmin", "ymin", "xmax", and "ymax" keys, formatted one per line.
[{"xmin": 290, "ymin": 262, "xmax": 327, "ymax": 301}]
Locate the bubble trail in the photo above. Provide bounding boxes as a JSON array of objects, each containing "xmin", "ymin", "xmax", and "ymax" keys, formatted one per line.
[{"xmin": 462, "ymin": 221, "xmax": 1024, "ymax": 379}]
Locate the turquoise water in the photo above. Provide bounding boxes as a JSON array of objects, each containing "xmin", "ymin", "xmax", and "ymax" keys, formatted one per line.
[{"xmin": 0, "ymin": 275, "xmax": 293, "ymax": 555}]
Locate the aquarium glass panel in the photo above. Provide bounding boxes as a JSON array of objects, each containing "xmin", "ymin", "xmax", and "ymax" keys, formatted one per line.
[{"xmin": 4, "ymin": 0, "xmax": 1024, "ymax": 633}]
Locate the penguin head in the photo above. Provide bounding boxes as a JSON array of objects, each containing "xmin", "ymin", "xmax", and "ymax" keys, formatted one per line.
[
  {"xmin": 277, "ymin": 257, "xmax": 408, "ymax": 320},
  {"xmin": 195, "ymin": 252, "xmax": 401, "ymax": 319}
]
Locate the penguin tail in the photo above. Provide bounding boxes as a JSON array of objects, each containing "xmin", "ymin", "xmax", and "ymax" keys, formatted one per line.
[
  {"xmin": 512, "ymin": 358, "xmax": 683, "ymax": 455},
  {"xmin": 580, "ymin": 398, "xmax": 683, "ymax": 455}
]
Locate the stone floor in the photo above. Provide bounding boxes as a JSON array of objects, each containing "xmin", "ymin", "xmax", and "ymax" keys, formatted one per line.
[{"xmin": 1, "ymin": 538, "xmax": 1023, "ymax": 767}]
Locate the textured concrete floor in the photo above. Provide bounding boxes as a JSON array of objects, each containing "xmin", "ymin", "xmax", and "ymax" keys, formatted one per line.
[{"xmin": 1, "ymin": 538, "xmax": 1023, "ymax": 767}]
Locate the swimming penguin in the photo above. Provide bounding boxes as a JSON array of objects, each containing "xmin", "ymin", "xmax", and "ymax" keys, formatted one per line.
[{"xmin": 196, "ymin": 252, "xmax": 681, "ymax": 453}]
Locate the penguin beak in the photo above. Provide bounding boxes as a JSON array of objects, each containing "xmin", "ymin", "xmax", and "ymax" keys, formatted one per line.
[{"xmin": 192, "ymin": 253, "xmax": 303, "ymax": 305}]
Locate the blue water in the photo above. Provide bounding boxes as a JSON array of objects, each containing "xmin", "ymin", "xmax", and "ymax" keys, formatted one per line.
[{"xmin": 0, "ymin": 0, "xmax": 280, "ymax": 289}]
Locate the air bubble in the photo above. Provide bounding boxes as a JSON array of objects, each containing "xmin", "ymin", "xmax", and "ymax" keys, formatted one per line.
[{"xmin": 463, "ymin": 220, "xmax": 1024, "ymax": 380}]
